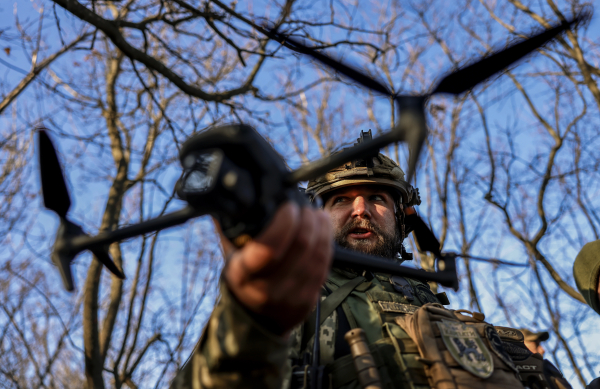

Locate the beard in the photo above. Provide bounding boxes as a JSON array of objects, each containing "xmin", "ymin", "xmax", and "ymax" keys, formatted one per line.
[{"xmin": 334, "ymin": 218, "xmax": 403, "ymax": 260}]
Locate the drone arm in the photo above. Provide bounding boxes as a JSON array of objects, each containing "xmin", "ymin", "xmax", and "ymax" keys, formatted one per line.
[
  {"xmin": 333, "ymin": 246, "xmax": 458, "ymax": 290},
  {"xmin": 285, "ymin": 131, "xmax": 401, "ymax": 184},
  {"xmin": 52, "ymin": 249, "xmax": 76, "ymax": 291},
  {"xmin": 68, "ymin": 206, "xmax": 208, "ymax": 257},
  {"xmin": 285, "ymin": 95, "xmax": 427, "ymax": 186}
]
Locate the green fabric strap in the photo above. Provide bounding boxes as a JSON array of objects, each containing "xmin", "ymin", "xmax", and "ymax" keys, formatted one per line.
[
  {"xmin": 319, "ymin": 276, "xmax": 366, "ymax": 326},
  {"xmin": 303, "ymin": 276, "xmax": 366, "ymax": 349}
]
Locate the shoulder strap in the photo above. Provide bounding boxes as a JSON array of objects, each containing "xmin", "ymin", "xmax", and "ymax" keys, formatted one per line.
[
  {"xmin": 301, "ymin": 276, "xmax": 366, "ymax": 352},
  {"xmin": 319, "ymin": 276, "xmax": 366, "ymax": 326}
]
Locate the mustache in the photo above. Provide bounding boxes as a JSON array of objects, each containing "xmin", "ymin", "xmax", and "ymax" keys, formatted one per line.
[
  {"xmin": 339, "ymin": 219, "xmax": 385, "ymax": 237},
  {"xmin": 334, "ymin": 217, "xmax": 401, "ymax": 259}
]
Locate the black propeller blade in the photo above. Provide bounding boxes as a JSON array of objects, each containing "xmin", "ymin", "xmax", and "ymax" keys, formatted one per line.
[
  {"xmin": 38, "ymin": 129, "xmax": 125, "ymax": 291},
  {"xmin": 90, "ymin": 247, "xmax": 125, "ymax": 280},
  {"xmin": 432, "ymin": 14, "xmax": 588, "ymax": 95},
  {"xmin": 269, "ymin": 13, "xmax": 588, "ymax": 99},
  {"xmin": 267, "ymin": 31, "xmax": 392, "ymax": 97},
  {"xmin": 38, "ymin": 129, "xmax": 71, "ymax": 218}
]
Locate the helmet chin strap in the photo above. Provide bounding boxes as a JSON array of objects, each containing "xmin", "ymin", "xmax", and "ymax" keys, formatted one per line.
[
  {"xmin": 395, "ymin": 202, "xmax": 405, "ymax": 240},
  {"xmin": 395, "ymin": 201, "xmax": 415, "ymax": 262}
]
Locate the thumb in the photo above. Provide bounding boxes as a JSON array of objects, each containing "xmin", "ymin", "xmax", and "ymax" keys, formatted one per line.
[{"xmin": 230, "ymin": 202, "xmax": 301, "ymax": 275}]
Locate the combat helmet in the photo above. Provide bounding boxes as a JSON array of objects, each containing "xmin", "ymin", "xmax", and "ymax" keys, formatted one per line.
[
  {"xmin": 306, "ymin": 130, "xmax": 421, "ymax": 208},
  {"xmin": 306, "ymin": 130, "xmax": 421, "ymax": 251}
]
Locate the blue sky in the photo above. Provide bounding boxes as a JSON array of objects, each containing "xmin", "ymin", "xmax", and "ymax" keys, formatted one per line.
[{"xmin": 1, "ymin": 0, "xmax": 600, "ymax": 387}]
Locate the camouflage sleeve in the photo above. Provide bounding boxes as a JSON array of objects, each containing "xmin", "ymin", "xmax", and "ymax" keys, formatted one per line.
[
  {"xmin": 573, "ymin": 240, "xmax": 600, "ymax": 315},
  {"xmin": 170, "ymin": 283, "xmax": 292, "ymax": 389}
]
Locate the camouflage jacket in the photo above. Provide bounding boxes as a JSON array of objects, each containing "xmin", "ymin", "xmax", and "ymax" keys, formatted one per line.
[{"xmin": 170, "ymin": 267, "xmax": 446, "ymax": 389}]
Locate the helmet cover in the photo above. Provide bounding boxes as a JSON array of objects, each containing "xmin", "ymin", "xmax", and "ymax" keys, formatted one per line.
[{"xmin": 306, "ymin": 151, "xmax": 420, "ymax": 207}]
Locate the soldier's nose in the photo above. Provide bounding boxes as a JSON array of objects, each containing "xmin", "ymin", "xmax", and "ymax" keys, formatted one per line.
[{"xmin": 351, "ymin": 196, "xmax": 371, "ymax": 218}]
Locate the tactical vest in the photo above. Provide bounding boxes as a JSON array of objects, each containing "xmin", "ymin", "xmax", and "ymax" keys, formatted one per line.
[
  {"xmin": 289, "ymin": 268, "xmax": 451, "ymax": 389},
  {"xmin": 289, "ymin": 269, "xmax": 569, "ymax": 389}
]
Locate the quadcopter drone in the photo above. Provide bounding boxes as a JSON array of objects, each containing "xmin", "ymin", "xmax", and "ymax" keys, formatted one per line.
[{"xmin": 38, "ymin": 15, "xmax": 584, "ymax": 293}]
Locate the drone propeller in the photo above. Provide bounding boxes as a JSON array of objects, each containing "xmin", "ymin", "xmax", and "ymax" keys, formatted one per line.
[
  {"xmin": 37, "ymin": 129, "xmax": 125, "ymax": 291},
  {"xmin": 277, "ymin": 36, "xmax": 392, "ymax": 97},
  {"xmin": 269, "ymin": 13, "xmax": 587, "ymax": 269},
  {"xmin": 39, "ymin": 130, "xmax": 72, "ymax": 218},
  {"xmin": 269, "ymin": 13, "xmax": 587, "ymax": 98},
  {"xmin": 432, "ymin": 15, "xmax": 587, "ymax": 95}
]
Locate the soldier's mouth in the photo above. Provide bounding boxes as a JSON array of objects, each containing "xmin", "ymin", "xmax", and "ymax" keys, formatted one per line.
[{"xmin": 348, "ymin": 228, "xmax": 374, "ymax": 239}]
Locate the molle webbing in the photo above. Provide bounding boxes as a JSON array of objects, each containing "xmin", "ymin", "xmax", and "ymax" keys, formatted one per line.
[
  {"xmin": 311, "ymin": 275, "xmax": 451, "ymax": 388},
  {"xmin": 364, "ymin": 285, "xmax": 437, "ymax": 388}
]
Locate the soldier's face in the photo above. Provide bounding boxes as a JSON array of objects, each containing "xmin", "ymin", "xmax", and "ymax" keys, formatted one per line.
[
  {"xmin": 524, "ymin": 341, "xmax": 545, "ymax": 356},
  {"xmin": 323, "ymin": 185, "xmax": 400, "ymax": 258}
]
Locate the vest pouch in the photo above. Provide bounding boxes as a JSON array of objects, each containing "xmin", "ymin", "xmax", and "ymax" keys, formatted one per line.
[
  {"xmin": 383, "ymin": 322, "xmax": 430, "ymax": 389},
  {"xmin": 365, "ymin": 287, "xmax": 434, "ymax": 388},
  {"xmin": 395, "ymin": 303, "xmax": 524, "ymax": 389},
  {"xmin": 326, "ymin": 339, "xmax": 409, "ymax": 389}
]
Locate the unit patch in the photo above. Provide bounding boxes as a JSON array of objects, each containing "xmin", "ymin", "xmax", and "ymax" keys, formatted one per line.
[
  {"xmin": 437, "ymin": 320, "xmax": 494, "ymax": 378},
  {"xmin": 484, "ymin": 325, "xmax": 517, "ymax": 372},
  {"xmin": 415, "ymin": 283, "xmax": 439, "ymax": 304},
  {"xmin": 494, "ymin": 326, "xmax": 524, "ymax": 342},
  {"xmin": 379, "ymin": 301, "xmax": 418, "ymax": 314}
]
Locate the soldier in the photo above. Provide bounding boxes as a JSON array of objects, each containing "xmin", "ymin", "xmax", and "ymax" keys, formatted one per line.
[
  {"xmin": 520, "ymin": 329, "xmax": 549, "ymax": 356},
  {"xmin": 572, "ymin": 240, "xmax": 600, "ymax": 389},
  {"xmin": 171, "ymin": 133, "xmax": 571, "ymax": 389},
  {"xmin": 573, "ymin": 240, "xmax": 600, "ymax": 316}
]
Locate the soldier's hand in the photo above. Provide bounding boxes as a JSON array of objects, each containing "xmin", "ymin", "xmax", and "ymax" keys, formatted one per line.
[{"xmin": 223, "ymin": 202, "xmax": 333, "ymax": 337}]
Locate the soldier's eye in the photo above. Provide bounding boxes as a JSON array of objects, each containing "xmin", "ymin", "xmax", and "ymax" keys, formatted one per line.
[
  {"xmin": 370, "ymin": 194, "xmax": 385, "ymax": 201},
  {"xmin": 333, "ymin": 197, "xmax": 347, "ymax": 204}
]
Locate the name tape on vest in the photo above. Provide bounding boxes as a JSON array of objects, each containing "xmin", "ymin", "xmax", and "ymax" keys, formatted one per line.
[{"xmin": 378, "ymin": 301, "xmax": 418, "ymax": 314}]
